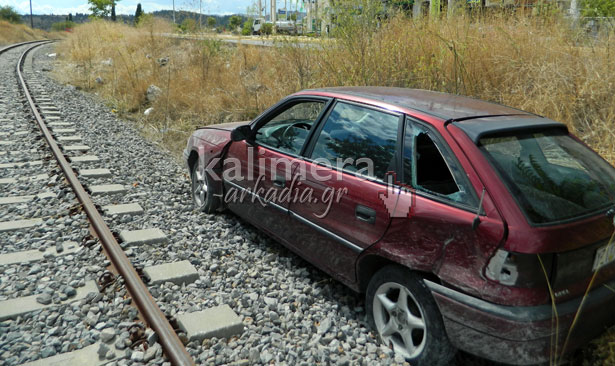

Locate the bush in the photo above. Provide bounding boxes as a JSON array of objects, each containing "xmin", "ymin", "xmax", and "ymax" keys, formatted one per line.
[
  {"xmin": 0, "ymin": 6, "xmax": 23, "ymax": 24},
  {"xmin": 261, "ymin": 22, "xmax": 273, "ymax": 35},
  {"xmin": 241, "ymin": 18, "xmax": 253, "ymax": 35},
  {"xmin": 180, "ymin": 18, "xmax": 197, "ymax": 33}
]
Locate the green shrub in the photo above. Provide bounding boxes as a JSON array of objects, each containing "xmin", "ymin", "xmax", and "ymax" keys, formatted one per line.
[
  {"xmin": 241, "ymin": 18, "xmax": 253, "ymax": 35},
  {"xmin": 0, "ymin": 6, "xmax": 22, "ymax": 24},
  {"xmin": 261, "ymin": 22, "xmax": 273, "ymax": 35},
  {"xmin": 180, "ymin": 18, "xmax": 197, "ymax": 33}
]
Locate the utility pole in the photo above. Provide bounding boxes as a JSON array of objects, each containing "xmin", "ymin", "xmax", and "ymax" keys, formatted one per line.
[
  {"xmin": 199, "ymin": 0, "xmax": 202, "ymax": 29},
  {"xmin": 29, "ymin": 0, "xmax": 33, "ymax": 28},
  {"xmin": 258, "ymin": 0, "xmax": 262, "ymax": 17},
  {"xmin": 569, "ymin": 0, "xmax": 579, "ymax": 20},
  {"xmin": 172, "ymin": 0, "xmax": 176, "ymax": 23}
]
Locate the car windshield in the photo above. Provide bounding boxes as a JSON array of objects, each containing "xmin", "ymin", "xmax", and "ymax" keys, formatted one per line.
[{"xmin": 479, "ymin": 129, "xmax": 615, "ymax": 224}]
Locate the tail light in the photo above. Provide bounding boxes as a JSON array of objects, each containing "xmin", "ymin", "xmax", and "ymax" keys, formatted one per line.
[{"xmin": 485, "ymin": 249, "xmax": 554, "ymax": 287}]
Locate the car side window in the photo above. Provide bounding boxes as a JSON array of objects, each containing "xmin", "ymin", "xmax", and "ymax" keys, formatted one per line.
[
  {"xmin": 309, "ymin": 102, "xmax": 400, "ymax": 180},
  {"xmin": 254, "ymin": 101, "xmax": 325, "ymax": 155},
  {"xmin": 403, "ymin": 121, "xmax": 477, "ymax": 207}
]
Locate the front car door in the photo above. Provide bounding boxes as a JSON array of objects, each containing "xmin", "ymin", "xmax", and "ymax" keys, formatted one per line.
[
  {"xmin": 223, "ymin": 97, "xmax": 331, "ymax": 242},
  {"xmin": 287, "ymin": 101, "xmax": 403, "ymax": 283}
]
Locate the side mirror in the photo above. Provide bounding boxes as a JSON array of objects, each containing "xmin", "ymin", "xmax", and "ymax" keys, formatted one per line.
[{"xmin": 230, "ymin": 125, "xmax": 252, "ymax": 142}]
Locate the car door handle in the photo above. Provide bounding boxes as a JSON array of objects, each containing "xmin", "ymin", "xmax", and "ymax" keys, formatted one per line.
[
  {"xmin": 273, "ymin": 175, "xmax": 286, "ymax": 187},
  {"xmin": 355, "ymin": 205, "xmax": 376, "ymax": 224}
]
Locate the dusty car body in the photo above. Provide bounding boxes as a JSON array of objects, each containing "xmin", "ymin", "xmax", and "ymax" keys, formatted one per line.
[{"xmin": 184, "ymin": 87, "xmax": 615, "ymax": 365}]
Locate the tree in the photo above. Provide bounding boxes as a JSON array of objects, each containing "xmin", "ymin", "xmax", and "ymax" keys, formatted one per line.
[
  {"xmin": 69, "ymin": 13, "xmax": 73, "ymax": 21},
  {"xmin": 111, "ymin": 2, "xmax": 116, "ymax": 21},
  {"xmin": 88, "ymin": 0, "xmax": 120, "ymax": 19},
  {"xmin": 89, "ymin": 0, "xmax": 112, "ymax": 17},
  {"xmin": 0, "ymin": 6, "xmax": 23, "ymax": 24},
  {"xmin": 206, "ymin": 16, "xmax": 216, "ymax": 28},
  {"xmin": 135, "ymin": 4, "xmax": 143, "ymax": 24},
  {"xmin": 228, "ymin": 15, "xmax": 242, "ymax": 32}
]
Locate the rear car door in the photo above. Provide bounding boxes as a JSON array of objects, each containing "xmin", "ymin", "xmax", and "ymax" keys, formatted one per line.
[
  {"xmin": 384, "ymin": 118, "xmax": 507, "ymax": 291},
  {"xmin": 287, "ymin": 101, "xmax": 403, "ymax": 283}
]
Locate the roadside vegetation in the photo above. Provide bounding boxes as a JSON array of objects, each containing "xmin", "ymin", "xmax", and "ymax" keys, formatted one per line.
[{"xmin": 54, "ymin": 12, "xmax": 615, "ymax": 165}]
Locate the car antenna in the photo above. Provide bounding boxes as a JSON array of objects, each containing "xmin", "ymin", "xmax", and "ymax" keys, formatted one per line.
[{"xmin": 472, "ymin": 187, "xmax": 486, "ymax": 230}]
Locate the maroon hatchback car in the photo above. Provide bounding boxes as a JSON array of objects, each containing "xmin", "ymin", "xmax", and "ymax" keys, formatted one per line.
[{"xmin": 184, "ymin": 87, "xmax": 615, "ymax": 365}]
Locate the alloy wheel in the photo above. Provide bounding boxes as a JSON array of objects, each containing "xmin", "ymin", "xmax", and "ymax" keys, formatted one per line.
[
  {"xmin": 193, "ymin": 169, "xmax": 208, "ymax": 208},
  {"xmin": 372, "ymin": 281, "xmax": 427, "ymax": 359}
]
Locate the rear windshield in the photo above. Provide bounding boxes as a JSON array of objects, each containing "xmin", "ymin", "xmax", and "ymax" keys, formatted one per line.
[{"xmin": 479, "ymin": 129, "xmax": 615, "ymax": 225}]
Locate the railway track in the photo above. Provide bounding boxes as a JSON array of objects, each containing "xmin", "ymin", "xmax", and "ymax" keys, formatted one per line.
[{"xmin": 0, "ymin": 41, "xmax": 194, "ymax": 366}]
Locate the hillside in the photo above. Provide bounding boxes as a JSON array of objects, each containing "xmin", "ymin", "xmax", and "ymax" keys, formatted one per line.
[{"xmin": 0, "ymin": 20, "xmax": 50, "ymax": 45}]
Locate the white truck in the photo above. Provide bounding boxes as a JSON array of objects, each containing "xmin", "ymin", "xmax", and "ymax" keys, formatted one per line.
[{"xmin": 252, "ymin": 18, "xmax": 301, "ymax": 35}]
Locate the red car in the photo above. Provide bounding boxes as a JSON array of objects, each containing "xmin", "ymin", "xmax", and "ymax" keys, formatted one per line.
[{"xmin": 183, "ymin": 87, "xmax": 615, "ymax": 365}]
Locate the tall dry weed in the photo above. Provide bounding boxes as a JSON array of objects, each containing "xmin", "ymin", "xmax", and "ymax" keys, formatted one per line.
[{"xmin": 55, "ymin": 15, "xmax": 615, "ymax": 164}]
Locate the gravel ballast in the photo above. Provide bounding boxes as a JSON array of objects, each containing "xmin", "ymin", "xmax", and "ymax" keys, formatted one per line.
[
  {"xmin": 0, "ymin": 44, "xmax": 166, "ymax": 366},
  {"xmin": 32, "ymin": 43, "xmax": 406, "ymax": 365}
]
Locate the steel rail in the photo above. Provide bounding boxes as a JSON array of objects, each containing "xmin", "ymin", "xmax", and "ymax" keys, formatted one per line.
[
  {"xmin": 0, "ymin": 40, "xmax": 48, "ymax": 55},
  {"xmin": 12, "ymin": 42, "xmax": 195, "ymax": 366}
]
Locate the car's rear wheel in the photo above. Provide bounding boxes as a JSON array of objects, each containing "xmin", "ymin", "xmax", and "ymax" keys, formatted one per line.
[
  {"xmin": 366, "ymin": 266, "xmax": 455, "ymax": 366},
  {"xmin": 191, "ymin": 163, "xmax": 219, "ymax": 213}
]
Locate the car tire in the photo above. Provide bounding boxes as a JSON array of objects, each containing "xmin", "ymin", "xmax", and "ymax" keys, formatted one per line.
[
  {"xmin": 191, "ymin": 162, "xmax": 219, "ymax": 214},
  {"xmin": 366, "ymin": 266, "xmax": 456, "ymax": 366}
]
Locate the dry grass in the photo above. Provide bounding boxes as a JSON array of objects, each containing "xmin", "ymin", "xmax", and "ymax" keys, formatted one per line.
[
  {"xmin": 0, "ymin": 20, "xmax": 52, "ymax": 45},
  {"xmin": 54, "ymin": 15, "xmax": 615, "ymax": 164}
]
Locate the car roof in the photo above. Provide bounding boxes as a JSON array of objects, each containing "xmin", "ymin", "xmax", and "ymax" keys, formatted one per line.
[
  {"xmin": 301, "ymin": 86, "xmax": 534, "ymax": 121},
  {"xmin": 298, "ymin": 87, "xmax": 568, "ymax": 142}
]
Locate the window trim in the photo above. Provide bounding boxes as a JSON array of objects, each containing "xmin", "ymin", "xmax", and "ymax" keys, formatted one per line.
[
  {"xmin": 301, "ymin": 99, "xmax": 404, "ymax": 184},
  {"xmin": 404, "ymin": 116, "xmax": 480, "ymax": 212},
  {"xmin": 250, "ymin": 96, "xmax": 333, "ymax": 158}
]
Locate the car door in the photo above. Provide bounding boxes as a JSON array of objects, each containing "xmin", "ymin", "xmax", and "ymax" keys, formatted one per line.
[
  {"xmin": 223, "ymin": 97, "xmax": 331, "ymax": 243},
  {"xmin": 383, "ymin": 118, "xmax": 507, "ymax": 290},
  {"xmin": 287, "ymin": 101, "xmax": 403, "ymax": 283}
]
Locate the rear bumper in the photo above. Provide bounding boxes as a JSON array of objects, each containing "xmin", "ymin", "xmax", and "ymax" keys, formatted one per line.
[{"xmin": 425, "ymin": 279, "xmax": 615, "ymax": 365}]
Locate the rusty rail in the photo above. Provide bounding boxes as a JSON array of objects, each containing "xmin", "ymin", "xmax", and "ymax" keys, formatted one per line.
[{"xmin": 11, "ymin": 42, "xmax": 195, "ymax": 366}]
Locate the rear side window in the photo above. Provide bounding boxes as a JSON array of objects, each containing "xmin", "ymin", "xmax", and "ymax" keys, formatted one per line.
[
  {"xmin": 309, "ymin": 102, "xmax": 400, "ymax": 180},
  {"xmin": 403, "ymin": 121, "xmax": 477, "ymax": 207},
  {"xmin": 480, "ymin": 129, "xmax": 615, "ymax": 224}
]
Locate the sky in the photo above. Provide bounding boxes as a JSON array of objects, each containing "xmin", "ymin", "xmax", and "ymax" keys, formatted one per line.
[{"xmin": 0, "ymin": 0, "xmax": 255, "ymax": 16}]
